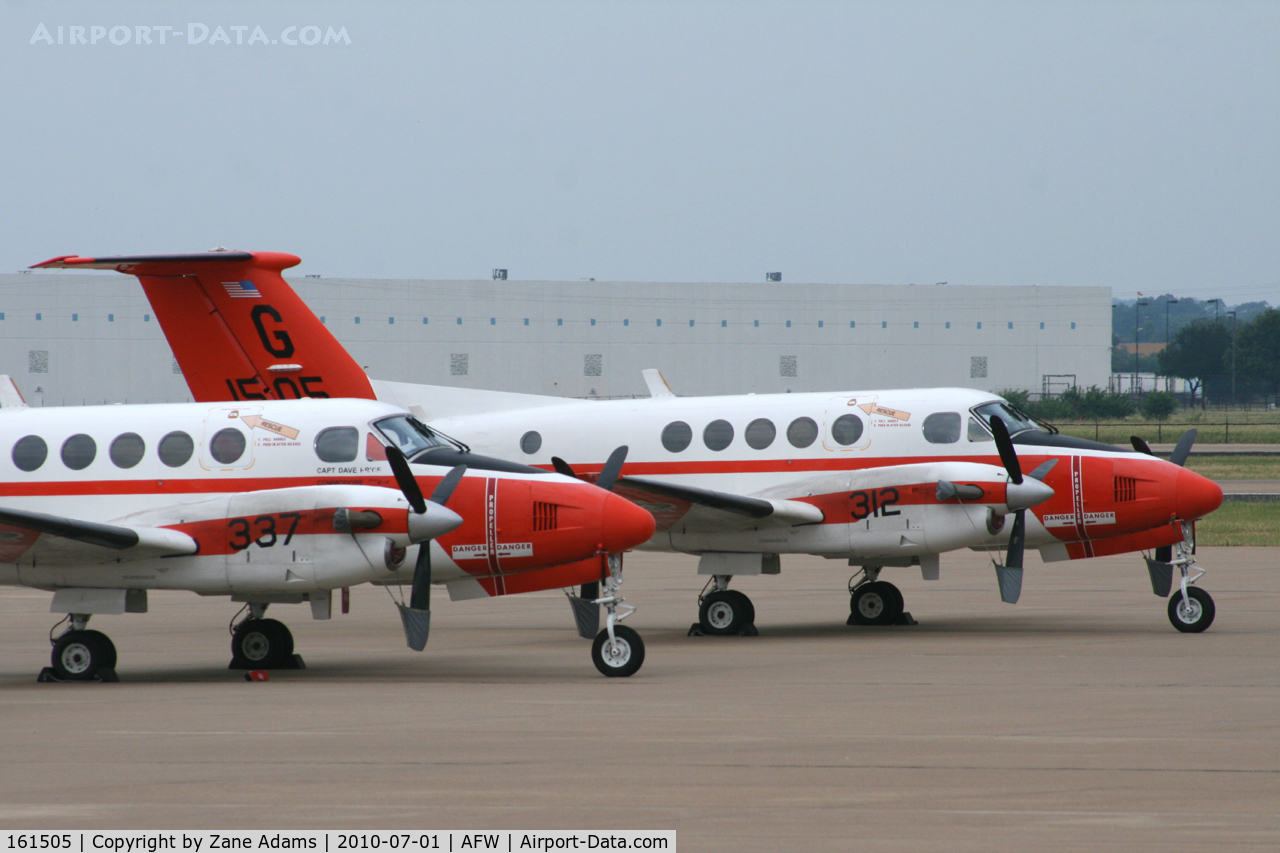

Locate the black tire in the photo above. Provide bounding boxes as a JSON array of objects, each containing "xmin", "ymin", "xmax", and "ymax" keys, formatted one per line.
[
  {"xmin": 81, "ymin": 630, "xmax": 117, "ymax": 670},
  {"xmin": 1168, "ymin": 587, "xmax": 1215, "ymax": 633},
  {"xmin": 726, "ymin": 590, "xmax": 756, "ymax": 625},
  {"xmin": 592, "ymin": 625, "xmax": 645, "ymax": 677},
  {"xmin": 850, "ymin": 581, "xmax": 903, "ymax": 626},
  {"xmin": 51, "ymin": 630, "xmax": 111, "ymax": 681},
  {"xmin": 231, "ymin": 618, "xmax": 294, "ymax": 668},
  {"xmin": 699, "ymin": 590, "xmax": 748, "ymax": 635}
]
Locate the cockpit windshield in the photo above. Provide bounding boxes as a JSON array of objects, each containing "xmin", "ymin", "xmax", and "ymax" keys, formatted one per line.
[
  {"xmin": 970, "ymin": 401, "xmax": 1049, "ymax": 438},
  {"xmin": 373, "ymin": 415, "xmax": 458, "ymax": 459}
]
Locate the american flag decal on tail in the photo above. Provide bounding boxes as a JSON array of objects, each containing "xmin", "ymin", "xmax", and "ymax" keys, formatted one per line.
[{"xmin": 222, "ymin": 280, "xmax": 260, "ymax": 298}]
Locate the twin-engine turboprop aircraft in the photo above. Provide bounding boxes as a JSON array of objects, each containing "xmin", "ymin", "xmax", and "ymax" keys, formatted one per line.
[
  {"xmin": 0, "ymin": 394, "xmax": 654, "ymax": 680},
  {"xmin": 35, "ymin": 251, "xmax": 1224, "ymax": 639}
]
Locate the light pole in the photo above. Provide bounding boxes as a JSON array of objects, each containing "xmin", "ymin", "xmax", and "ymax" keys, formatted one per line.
[
  {"xmin": 1164, "ymin": 297, "xmax": 1178, "ymax": 392},
  {"xmin": 1226, "ymin": 311, "xmax": 1237, "ymax": 404},
  {"xmin": 1135, "ymin": 299, "xmax": 1149, "ymax": 395}
]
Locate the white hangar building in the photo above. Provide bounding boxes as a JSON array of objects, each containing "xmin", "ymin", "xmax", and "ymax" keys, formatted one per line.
[{"xmin": 0, "ymin": 271, "xmax": 1109, "ymax": 406}]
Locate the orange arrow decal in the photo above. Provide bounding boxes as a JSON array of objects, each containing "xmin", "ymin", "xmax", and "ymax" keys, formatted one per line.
[
  {"xmin": 240, "ymin": 415, "xmax": 300, "ymax": 439},
  {"xmin": 858, "ymin": 403, "xmax": 911, "ymax": 421}
]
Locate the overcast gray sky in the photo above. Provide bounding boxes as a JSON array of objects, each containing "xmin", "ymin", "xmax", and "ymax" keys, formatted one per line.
[{"xmin": 3, "ymin": 1, "xmax": 1277, "ymax": 302}]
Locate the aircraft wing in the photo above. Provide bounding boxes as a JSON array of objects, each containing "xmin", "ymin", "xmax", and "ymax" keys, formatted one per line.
[
  {"xmin": 614, "ymin": 475, "xmax": 824, "ymax": 532},
  {"xmin": 0, "ymin": 506, "xmax": 198, "ymax": 564}
]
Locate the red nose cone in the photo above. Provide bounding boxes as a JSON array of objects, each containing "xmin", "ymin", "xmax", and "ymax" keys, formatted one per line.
[
  {"xmin": 1175, "ymin": 467, "xmax": 1224, "ymax": 521},
  {"xmin": 601, "ymin": 493, "xmax": 656, "ymax": 553}
]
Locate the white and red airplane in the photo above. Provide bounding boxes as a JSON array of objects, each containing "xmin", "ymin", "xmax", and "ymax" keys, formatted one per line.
[
  {"xmin": 34, "ymin": 251, "xmax": 1225, "ymax": 638},
  {"xmin": 0, "ymin": 388, "xmax": 654, "ymax": 681}
]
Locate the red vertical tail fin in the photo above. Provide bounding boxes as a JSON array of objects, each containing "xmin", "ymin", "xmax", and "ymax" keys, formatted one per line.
[{"xmin": 32, "ymin": 252, "xmax": 375, "ymax": 402}]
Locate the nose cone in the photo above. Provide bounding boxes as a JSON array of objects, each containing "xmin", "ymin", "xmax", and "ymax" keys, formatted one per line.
[
  {"xmin": 407, "ymin": 502, "xmax": 464, "ymax": 543},
  {"xmin": 1175, "ymin": 467, "xmax": 1224, "ymax": 521},
  {"xmin": 1006, "ymin": 476, "xmax": 1055, "ymax": 512},
  {"xmin": 600, "ymin": 493, "xmax": 656, "ymax": 553}
]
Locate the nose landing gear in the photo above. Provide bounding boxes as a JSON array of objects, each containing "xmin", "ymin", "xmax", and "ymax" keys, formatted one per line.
[
  {"xmin": 1162, "ymin": 532, "xmax": 1215, "ymax": 633},
  {"xmin": 591, "ymin": 554, "xmax": 646, "ymax": 677}
]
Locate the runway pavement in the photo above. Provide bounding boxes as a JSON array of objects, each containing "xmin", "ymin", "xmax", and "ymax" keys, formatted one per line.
[{"xmin": 1, "ymin": 548, "xmax": 1277, "ymax": 851}]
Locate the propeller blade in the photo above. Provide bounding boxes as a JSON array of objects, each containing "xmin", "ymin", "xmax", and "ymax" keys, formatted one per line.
[
  {"xmin": 1170, "ymin": 429, "xmax": 1198, "ymax": 467},
  {"xmin": 429, "ymin": 464, "xmax": 467, "ymax": 505},
  {"xmin": 1130, "ymin": 436, "xmax": 1155, "ymax": 457},
  {"xmin": 385, "ymin": 444, "xmax": 426, "ymax": 515},
  {"xmin": 550, "ymin": 456, "xmax": 576, "ymax": 478},
  {"xmin": 989, "ymin": 416, "xmax": 1023, "ymax": 485},
  {"xmin": 1026, "ymin": 458, "xmax": 1058, "ymax": 481},
  {"xmin": 409, "ymin": 541, "xmax": 431, "ymax": 611},
  {"xmin": 595, "ymin": 446, "xmax": 629, "ymax": 492},
  {"xmin": 1006, "ymin": 509, "xmax": 1026, "ymax": 570}
]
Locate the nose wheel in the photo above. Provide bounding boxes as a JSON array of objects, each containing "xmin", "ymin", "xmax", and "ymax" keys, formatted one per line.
[{"xmin": 1161, "ymin": 532, "xmax": 1216, "ymax": 634}]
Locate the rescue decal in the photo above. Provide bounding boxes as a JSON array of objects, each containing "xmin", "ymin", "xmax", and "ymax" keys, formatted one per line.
[
  {"xmin": 858, "ymin": 403, "xmax": 911, "ymax": 422},
  {"xmin": 241, "ymin": 414, "xmax": 300, "ymax": 439}
]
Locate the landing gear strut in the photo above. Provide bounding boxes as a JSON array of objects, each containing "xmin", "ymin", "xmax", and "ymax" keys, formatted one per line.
[
  {"xmin": 848, "ymin": 568, "xmax": 912, "ymax": 626},
  {"xmin": 41, "ymin": 614, "xmax": 119, "ymax": 682},
  {"xmin": 229, "ymin": 603, "xmax": 304, "ymax": 669},
  {"xmin": 591, "ymin": 554, "xmax": 645, "ymax": 677},
  {"xmin": 693, "ymin": 575, "xmax": 758, "ymax": 636}
]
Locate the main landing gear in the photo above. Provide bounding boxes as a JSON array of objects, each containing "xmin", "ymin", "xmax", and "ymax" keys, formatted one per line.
[
  {"xmin": 40, "ymin": 614, "xmax": 119, "ymax": 682},
  {"xmin": 229, "ymin": 603, "xmax": 305, "ymax": 670},
  {"xmin": 590, "ymin": 554, "xmax": 645, "ymax": 677},
  {"xmin": 848, "ymin": 568, "xmax": 915, "ymax": 626},
  {"xmin": 692, "ymin": 575, "xmax": 759, "ymax": 636}
]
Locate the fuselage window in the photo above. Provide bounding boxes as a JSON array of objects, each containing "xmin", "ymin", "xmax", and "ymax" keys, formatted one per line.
[
  {"xmin": 210, "ymin": 428, "xmax": 246, "ymax": 465},
  {"xmin": 787, "ymin": 417, "xmax": 818, "ymax": 448},
  {"xmin": 12, "ymin": 435, "xmax": 47, "ymax": 472},
  {"xmin": 967, "ymin": 417, "xmax": 993, "ymax": 442},
  {"xmin": 830, "ymin": 414, "xmax": 864, "ymax": 446},
  {"xmin": 703, "ymin": 419, "xmax": 734, "ymax": 451},
  {"xmin": 158, "ymin": 431, "xmax": 195, "ymax": 467},
  {"xmin": 922, "ymin": 412, "xmax": 962, "ymax": 444},
  {"xmin": 374, "ymin": 415, "xmax": 449, "ymax": 461},
  {"xmin": 745, "ymin": 418, "xmax": 776, "ymax": 450},
  {"xmin": 520, "ymin": 431, "xmax": 542, "ymax": 455},
  {"xmin": 110, "ymin": 433, "xmax": 146, "ymax": 468},
  {"xmin": 61, "ymin": 434, "xmax": 97, "ymax": 470},
  {"xmin": 661, "ymin": 421, "xmax": 693, "ymax": 453},
  {"xmin": 314, "ymin": 426, "xmax": 359, "ymax": 463}
]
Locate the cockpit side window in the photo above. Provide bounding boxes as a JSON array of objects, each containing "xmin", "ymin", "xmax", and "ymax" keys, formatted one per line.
[
  {"xmin": 373, "ymin": 415, "xmax": 450, "ymax": 460},
  {"xmin": 315, "ymin": 427, "xmax": 359, "ymax": 463},
  {"xmin": 967, "ymin": 416, "xmax": 993, "ymax": 442}
]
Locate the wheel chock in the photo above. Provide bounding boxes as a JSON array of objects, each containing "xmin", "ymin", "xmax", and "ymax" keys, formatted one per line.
[
  {"xmin": 687, "ymin": 623, "xmax": 760, "ymax": 637},
  {"xmin": 846, "ymin": 611, "xmax": 917, "ymax": 627},
  {"xmin": 228, "ymin": 654, "xmax": 306, "ymax": 671},
  {"xmin": 245, "ymin": 670, "xmax": 270, "ymax": 682},
  {"xmin": 36, "ymin": 667, "xmax": 119, "ymax": 683}
]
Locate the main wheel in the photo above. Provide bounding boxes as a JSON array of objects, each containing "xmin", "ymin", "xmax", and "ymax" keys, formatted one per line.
[
  {"xmin": 1168, "ymin": 587, "xmax": 1215, "ymax": 633},
  {"xmin": 699, "ymin": 590, "xmax": 749, "ymax": 635},
  {"xmin": 232, "ymin": 618, "xmax": 294, "ymax": 668},
  {"xmin": 592, "ymin": 625, "xmax": 645, "ymax": 677},
  {"xmin": 850, "ymin": 581, "xmax": 904, "ymax": 626},
  {"xmin": 51, "ymin": 630, "xmax": 114, "ymax": 681}
]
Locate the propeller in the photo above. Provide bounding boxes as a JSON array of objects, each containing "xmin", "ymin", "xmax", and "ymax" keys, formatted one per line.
[
  {"xmin": 547, "ymin": 447, "xmax": 631, "ymax": 638},
  {"xmin": 384, "ymin": 443, "xmax": 466, "ymax": 651},
  {"xmin": 1130, "ymin": 436, "xmax": 1155, "ymax": 457},
  {"xmin": 988, "ymin": 416, "xmax": 1056, "ymax": 604},
  {"xmin": 1144, "ymin": 428, "xmax": 1197, "ymax": 567}
]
